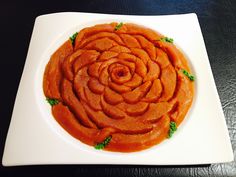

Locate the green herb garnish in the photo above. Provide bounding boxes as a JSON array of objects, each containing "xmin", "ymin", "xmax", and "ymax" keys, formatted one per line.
[
  {"xmin": 181, "ymin": 69, "xmax": 195, "ymax": 81},
  {"xmin": 70, "ymin": 32, "xmax": 78, "ymax": 46},
  {"xmin": 159, "ymin": 37, "xmax": 174, "ymax": 43},
  {"xmin": 46, "ymin": 97, "xmax": 59, "ymax": 106},
  {"xmin": 114, "ymin": 22, "xmax": 123, "ymax": 31},
  {"xmin": 168, "ymin": 121, "xmax": 177, "ymax": 138},
  {"xmin": 95, "ymin": 136, "xmax": 112, "ymax": 150}
]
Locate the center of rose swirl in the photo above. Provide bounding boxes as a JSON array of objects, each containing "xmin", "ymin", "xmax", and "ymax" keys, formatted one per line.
[
  {"xmin": 117, "ymin": 70, "xmax": 125, "ymax": 77},
  {"xmin": 110, "ymin": 65, "xmax": 132, "ymax": 84}
]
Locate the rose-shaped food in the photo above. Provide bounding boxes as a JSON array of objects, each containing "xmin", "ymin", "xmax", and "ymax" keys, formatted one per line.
[{"xmin": 43, "ymin": 22, "xmax": 194, "ymax": 152}]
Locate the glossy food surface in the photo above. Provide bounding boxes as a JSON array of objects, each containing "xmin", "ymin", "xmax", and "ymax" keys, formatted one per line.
[{"xmin": 43, "ymin": 22, "xmax": 194, "ymax": 152}]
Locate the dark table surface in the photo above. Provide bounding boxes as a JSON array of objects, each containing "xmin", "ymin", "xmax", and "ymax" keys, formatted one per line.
[{"xmin": 1, "ymin": 0, "xmax": 236, "ymax": 176}]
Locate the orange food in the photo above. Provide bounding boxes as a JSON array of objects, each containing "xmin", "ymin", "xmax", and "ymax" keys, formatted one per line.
[{"xmin": 43, "ymin": 22, "xmax": 194, "ymax": 152}]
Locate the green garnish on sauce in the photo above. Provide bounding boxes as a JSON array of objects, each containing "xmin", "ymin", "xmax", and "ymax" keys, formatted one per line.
[
  {"xmin": 159, "ymin": 37, "xmax": 174, "ymax": 43},
  {"xmin": 95, "ymin": 136, "xmax": 112, "ymax": 150},
  {"xmin": 168, "ymin": 121, "xmax": 177, "ymax": 138},
  {"xmin": 46, "ymin": 97, "xmax": 59, "ymax": 106},
  {"xmin": 181, "ymin": 69, "xmax": 195, "ymax": 81},
  {"xmin": 114, "ymin": 22, "xmax": 123, "ymax": 31},
  {"xmin": 70, "ymin": 32, "xmax": 78, "ymax": 46}
]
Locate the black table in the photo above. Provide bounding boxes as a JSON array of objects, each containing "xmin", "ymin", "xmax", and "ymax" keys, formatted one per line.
[{"xmin": 1, "ymin": 0, "xmax": 235, "ymax": 176}]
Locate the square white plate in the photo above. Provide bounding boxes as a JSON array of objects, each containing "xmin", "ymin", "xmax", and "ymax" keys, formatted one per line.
[{"xmin": 2, "ymin": 12, "xmax": 233, "ymax": 166}]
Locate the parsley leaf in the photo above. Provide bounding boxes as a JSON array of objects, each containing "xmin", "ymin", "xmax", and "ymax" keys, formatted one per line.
[
  {"xmin": 46, "ymin": 97, "xmax": 59, "ymax": 106},
  {"xmin": 168, "ymin": 121, "xmax": 177, "ymax": 138},
  {"xmin": 95, "ymin": 136, "xmax": 112, "ymax": 150},
  {"xmin": 159, "ymin": 37, "xmax": 174, "ymax": 43},
  {"xmin": 114, "ymin": 22, "xmax": 123, "ymax": 31},
  {"xmin": 70, "ymin": 32, "xmax": 78, "ymax": 46},
  {"xmin": 181, "ymin": 69, "xmax": 195, "ymax": 81}
]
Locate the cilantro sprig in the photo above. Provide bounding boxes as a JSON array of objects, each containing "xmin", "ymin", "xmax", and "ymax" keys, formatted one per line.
[
  {"xmin": 114, "ymin": 22, "xmax": 123, "ymax": 31},
  {"xmin": 70, "ymin": 32, "xmax": 78, "ymax": 46},
  {"xmin": 159, "ymin": 37, "xmax": 174, "ymax": 43},
  {"xmin": 181, "ymin": 69, "xmax": 195, "ymax": 81},
  {"xmin": 46, "ymin": 97, "xmax": 59, "ymax": 106},
  {"xmin": 95, "ymin": 136, "xmax": 112, "ymax": 150},
  {"xmin": 168, "ymin": 121, "xmax": 177, "ymax": 138}
]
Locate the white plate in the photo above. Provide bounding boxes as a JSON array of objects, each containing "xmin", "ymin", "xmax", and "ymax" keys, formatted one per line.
[{"xmin": 2, "ymin": 12, "xmax": 233, "ymax": 166}]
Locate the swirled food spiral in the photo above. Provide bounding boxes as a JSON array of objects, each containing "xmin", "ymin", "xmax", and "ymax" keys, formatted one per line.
[{"xmin": 43, "ymin": 22, "xmax": 194, "ymax": 152}]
